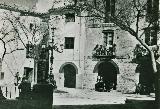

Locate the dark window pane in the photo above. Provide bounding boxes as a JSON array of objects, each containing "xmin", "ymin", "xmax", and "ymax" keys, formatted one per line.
[
  {"xmin": 109, "ymin": 40, "xmax": 113, "ymax": 45},
  {"xmin": 65, "ymin": 44, "xmax": 69, "ymax": 48},
  {"xmin": 104, "ymin": 37, "xmax": 107, "ymax": 46},
  {"xmin": 30, "ymin": 23, "xmax": 34, "ymax": 30},
  {"xmin": 65, "ymin": 37, "xmax": 74, "ymax": 49},
  {"xmin": 0, "ymin": 72, "xmax": 4, "ymax": 80},
  {"xmin": 145, "ymin": 28, "xmax": 157, "ymax": 46},
  {"xmin": 65, "ymin": 13, "xmax": 75, "ymax": 22},
  {"xmin": 103, "ymin": 30, "xmax": 114, "ymax": 46},
  {"xmin": 71, "ymin": 44, "xmax": 74, "ymax": 48},
  {"xmin": 26, "ymin": 44, "xmax": 34, "ymax": 58}
]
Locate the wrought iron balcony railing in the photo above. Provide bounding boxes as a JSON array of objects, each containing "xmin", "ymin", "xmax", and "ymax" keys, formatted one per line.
[{"xmin": 92, "ymin": 44, "xmax": 116, "ymax": 60}]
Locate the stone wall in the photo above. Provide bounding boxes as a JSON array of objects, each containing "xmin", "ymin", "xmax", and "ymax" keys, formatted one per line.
[
  {"xmin": 83, "ymin": 17, "xmax": 139, "ymax": 92},
  {"xmin": 82, "ymin": 73, "xmax": 98, "ymax": 89},
  {"xmin": 82, "ymin": 58, "xmax": 139, "ymax": 93},
  {"xmin": 49, "ymin": 9, "xmax": 140, "ymax": 92},
  {"xmin": 116, "ymin": 59, "xmax": 138, "ymax": 93}
]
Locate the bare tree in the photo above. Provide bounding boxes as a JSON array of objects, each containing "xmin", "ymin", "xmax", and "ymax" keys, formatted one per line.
[
  {"xmin": 76, "ymin": 0, "xmax": 159, "ymax": 107},
  {"xmin": 77, "ymin": 0, "xmax": 159, "ymax": 72},
  {"xmin": 0, "ymin": 10, "xmax": 46, "ymax": 61}
]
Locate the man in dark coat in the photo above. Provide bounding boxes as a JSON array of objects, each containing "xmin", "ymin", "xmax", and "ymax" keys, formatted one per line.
[{"xmin": 18, "ymin": 77, "xmax": 31, "ymax": 99}]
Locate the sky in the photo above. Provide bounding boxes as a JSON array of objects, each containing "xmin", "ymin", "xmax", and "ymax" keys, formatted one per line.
[
  {"xmin": 0, "ymin": 0, "xmax": 38, "ymax": 9},
  {"xmin": 35, "ymin": 0, "xmax": 53, "ymax": 12},
  {"xmin": 0, "ymin": 0, "xmax": 159, "ymax": 13},
  {"xmin": 0, "ymin": 0, "xmax": 54, "ymax": 12}
]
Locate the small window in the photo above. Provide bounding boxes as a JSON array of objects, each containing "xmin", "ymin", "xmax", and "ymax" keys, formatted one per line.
[
  {"xmin": 30, "ymin": 23, "xmax": 34, "ymax": 30},
  {"xmin": 26, "ymin": 44, "xmax": 34, "ymax": 58},
  {"xmin": 0, "ymin": 72, "xmax": 4, "ymax": 80},
  {"xmin": 51, "ymin": 27, "xmax": 56, "ymax": 36},
  {"xmin": 103, "ymin": 30, "xmax": 114, "ymax": 46},
  {"xmin": 65, "ymin": 13, "xmax": 75, "ymax": 22},
  {"xmin": 24, "ymin": 67, "xmax": 33, "ymax": 82},
  {"xmin": 65, "ymin": 37, "xmax": 74, "ymax": 49},
  {"xmin": 145, "ymin": 28, "xmax": 157, "ymax": 46},
  {"xmin": 109, "ymin": 40, "xmax": 113, "ymax": 45}
]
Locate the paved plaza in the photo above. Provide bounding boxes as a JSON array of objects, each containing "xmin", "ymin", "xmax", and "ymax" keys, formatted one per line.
[{"xmin": 53, "ymin": 88, "xmax": 155, "ymax": 105}]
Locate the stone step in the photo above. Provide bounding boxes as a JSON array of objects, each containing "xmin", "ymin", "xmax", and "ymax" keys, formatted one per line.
[
  {"xmin": 0, "ymin": 99, "xmax": 155, "ymax": 109},
  {"xmin": 53, "ymin": 103, "xmax": 155, "ymax": 109}
]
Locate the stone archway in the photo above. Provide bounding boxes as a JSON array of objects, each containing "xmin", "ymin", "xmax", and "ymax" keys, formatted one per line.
[
  {"xmin": 94, "ymin": 60, "xmax": 119, "ymax": 90},
  {"xmin": 59, "ymin": 62, "xmax": 78, "ymax": 88}
]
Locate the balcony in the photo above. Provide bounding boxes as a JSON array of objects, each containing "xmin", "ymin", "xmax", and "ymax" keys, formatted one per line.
[
  {"xmin": 101, "ymin": 23, "xmax": 115, "ymax": 30},
  {"xmin": 92, "ymin": 44, "xmax": 116, "ymax": 61}
]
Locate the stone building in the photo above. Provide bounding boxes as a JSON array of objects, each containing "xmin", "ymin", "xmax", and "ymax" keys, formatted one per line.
[
  {"xmin": 0, "ymin": 7, "xmax": 45, "ymax": 98},
  {"xmin": 47, "ymin": 0, "xmax": 160, "ymax": 93},
  {"xmin": 0, "ymin": 0, "xmax": 159, "ymax": 96},
  {"xmin": 48, "ymin": 0, "xmax": 141, "ymax": 93},
  {"xmin": 0, "ymin": 0, "xmax": 52, "ymax": 98}
]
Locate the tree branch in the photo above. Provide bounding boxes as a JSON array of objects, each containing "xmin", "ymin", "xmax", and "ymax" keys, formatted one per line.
[
  {"xmin": 0, "ymin": 38, "xmax": 6, "ymax": 60},
  {"xmin": 5, "ymin": 17, "xmax": 27, "ymax": 48},
  {"xmin": 6, "ymin": 48, "xmax": 24, "ymax": 54}
]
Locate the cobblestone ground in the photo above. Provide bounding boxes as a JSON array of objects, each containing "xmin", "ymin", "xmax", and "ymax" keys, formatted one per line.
[{"xmin": 53, "ymin": 88, "xmax": 155, "ymax": 105}]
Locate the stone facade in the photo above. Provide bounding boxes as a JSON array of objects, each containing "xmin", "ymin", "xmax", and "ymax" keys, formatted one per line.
[
  {"xmin": 1, "ymin": 0, "xmax": 159, "ymax": 95},
  {"xmin": 0, "ymin": 9, "xmax": 45, "ymax": 98},
  {"xmin": 48, "ymin": 3, "xmax": 140, "ymax": 93}
]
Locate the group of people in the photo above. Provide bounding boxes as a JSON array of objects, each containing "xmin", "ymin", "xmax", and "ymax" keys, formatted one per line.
[
  {"xmin": 95, "ymin": 76, "xmax": 115, "ymax": 92},
  {"xmin": 135, "ymin": 83, "xmax": 154, "ymax": 95},
  {"xmin": 92, "ymin": 44, "xmax": 116, "ymax": 56},
  {"xmin": 18, "ymin": 74, "xmax": 57, "ymax": 99}
]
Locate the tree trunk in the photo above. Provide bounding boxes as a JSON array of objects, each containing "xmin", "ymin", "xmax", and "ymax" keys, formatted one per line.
[
  {"xmin": 152, "ymin": 0, "xmax": 159, "ymax": 108},
  {"xmin": 155, "ymin": 63, "xmax": 160, "ymax": 109}
]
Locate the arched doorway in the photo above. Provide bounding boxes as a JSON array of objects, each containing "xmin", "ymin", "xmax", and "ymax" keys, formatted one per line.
[
  {"xmin": 60, "ymin": 63, "xmax": 77, "ymax": 88},
  {"xmin": 94, "ymin": 60, "xmax": 119, "ymax": 91}
]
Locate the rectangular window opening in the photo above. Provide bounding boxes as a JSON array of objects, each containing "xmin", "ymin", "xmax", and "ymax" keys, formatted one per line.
[
  {"xmin": 103, "ymin": 30, "xmax": 114, "ymax": 46},
  {"xmin": 65, "ymin": 13, "xmax": 75, "ymax": 22},
  {"xmin": 65, "ymin": 37, "xmax": 75, "ymax": 49},
  {"xmin": 0, "ymin": 72, "xmax": 4, "ymax": 80},
  {"xmin": 26, "ymin": 44, "xmax": 34, "ymax": 58}
]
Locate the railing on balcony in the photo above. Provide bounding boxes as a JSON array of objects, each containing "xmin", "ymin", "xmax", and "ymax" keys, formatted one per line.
[
  {"xmin": 102, "ymin": 23, "xmax": 115, "ymax": 27},
  {"xmin": 92, "ymin": 44, "xmax": 116, "ymax": 60},
  {"xmin": 101, "ymin": 23, "xmax": 115, "ymax": 30}
]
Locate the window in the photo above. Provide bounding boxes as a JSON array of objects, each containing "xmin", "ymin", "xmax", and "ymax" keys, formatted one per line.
[
  {"xmin": 104, "ymin": 0, "xmax": 115, "ymax": 22},
  {"xmin": 145, "ymin": 28, "xmax": 157, "ymax": 46},
  {"xmin": 103, "ymin": 30, "xmax": 114, "ymax": 46},
  {"xmin": 51, "ymin": 27, "xmax": 56, "ymax": 36},
  {"xmin": 65, "ymin": 13, "xmax": 75, "ymax": 22},
  {"xmin": 24, "ymin": 67, "xmax": 33, "ymax": 82},
  {"xmin": 146, "ymin": 0, "xmax": 158, "ymax": 22},
  {"xmin": 111, "ymin": 0, "xmax": 115, "ymax": 16},
  {"xmin": 146, "ymin": 0, "xmax": 153, "ymax": 22},
  {"xmin": 30, "ymin": 23, "xmax": 34, "ymax": 30},
  {"xmin": 26, "ymin": 44, "xmax": 34, "ymax": 58},
  {"xmin": 65, "ymin": 37, "xmax": 74, "ymax": 49},
  {"xmin": 0, "ymin": 72, "xmax": 4, "ymax": 80}
]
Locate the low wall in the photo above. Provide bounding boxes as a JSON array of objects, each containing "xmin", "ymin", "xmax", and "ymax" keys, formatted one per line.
[{"xmin": 0, "ymin": 99, "xmax": 155, "ymax": 109}]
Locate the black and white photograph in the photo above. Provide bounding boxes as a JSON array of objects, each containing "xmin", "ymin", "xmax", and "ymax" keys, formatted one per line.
[{"xmin": 0, "ymin": 0, "xmax": 159, "ymax": 109}]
